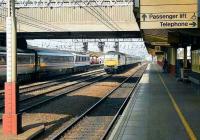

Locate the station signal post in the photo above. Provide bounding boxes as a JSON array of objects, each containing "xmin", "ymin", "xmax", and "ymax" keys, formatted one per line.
[{"xmin": 3, "ymin": 0, "xmax": 21, "ymax": 135}]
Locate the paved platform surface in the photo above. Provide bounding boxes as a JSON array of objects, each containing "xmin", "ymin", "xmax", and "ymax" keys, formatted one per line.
[
  {"xmin": 0, "ymin": 124, "xmax": 44, "ymax": 140},
  {"xmin": 109, "ymin": 63, "xmax": 200, "ymax": 140}
]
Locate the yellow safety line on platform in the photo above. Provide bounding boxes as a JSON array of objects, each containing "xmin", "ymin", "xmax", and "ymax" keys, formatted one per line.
[{"xmin": 158, "ymin": 74, "xmax": 197, "ymax": 140}]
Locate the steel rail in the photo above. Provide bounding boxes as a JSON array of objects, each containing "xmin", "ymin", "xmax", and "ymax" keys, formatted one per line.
[
  {"xmin": 49, "ymin": 65, "xmax": 146, "ymax": 140},
  {"xmin": 100, "ymin": 65, "xmax": 147, "ymax": 140},
  {"xmin": 0, "ymin": 69, "xmax": 103, "ymax": 95},
  {"xmin": 18, "ymin": 74, "xmax": 111, "ymax": 113},
  {"xmin": 19, "ymin": 69, "xmax": 103, "ymax": 90},
  {"xmin": 18, "ymin": 70, "xmax": 104, "ymax": 94},
  {"xmin": 0, "ymin": 72, "xmax": 108, "ymax": 112}
]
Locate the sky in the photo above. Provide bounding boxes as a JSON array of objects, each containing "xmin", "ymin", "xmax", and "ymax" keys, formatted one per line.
[{"xmin": 27, "ymin": 39, "xmax": 150, "ymax": 59}]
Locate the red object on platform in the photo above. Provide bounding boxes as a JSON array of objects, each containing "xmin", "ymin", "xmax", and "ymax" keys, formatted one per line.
[
  {"xmin": 157, "ymin": 61, "xmax": 164, "ymax": 67},
  {"xmin": 3, "ymin": 82, "xmax": 21, "ymax": 135},
  {"xmin": 169, "ymin": 64, "xmax": 176, "ymax": 75}
]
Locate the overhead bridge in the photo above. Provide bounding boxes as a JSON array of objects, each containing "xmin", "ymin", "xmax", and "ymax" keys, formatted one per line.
[{"xmin": 0, "ymin": 0, "xmax": 140, "ymax": 39}]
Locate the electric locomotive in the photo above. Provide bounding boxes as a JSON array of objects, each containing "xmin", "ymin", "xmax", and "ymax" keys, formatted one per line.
[{"xmin": 104, "ymin": 51, "xmax": 142, "ymax": 73}]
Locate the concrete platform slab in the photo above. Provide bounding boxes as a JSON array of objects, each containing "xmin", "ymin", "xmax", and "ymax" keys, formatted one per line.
[
  {"xmin": 109, "ymin": 63, "xmax": 200, "ymax": 140},
  {"xmin": 0, "ymin": 124, "xmax": 44, "ymax": 140}
]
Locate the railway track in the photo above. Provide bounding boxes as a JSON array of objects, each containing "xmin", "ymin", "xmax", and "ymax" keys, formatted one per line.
[
  {"xmin": 0, "ymin": 69, "xmax": 104, "ymax": 95},
  {"xmin": 48, "ymin": 64, "xmax": 147, "ymax": 140},
  {"xmin": 0, "ymin": 64, "xmax": 145, "ymax": 139},
  {"xmin": 0, "ymin": 64, "xmax": 103, "ymax": 91},
  {"xmin": 19, "ymin": 69, "xmax": 104, "ymax": 94},
  {"xmin": 0, "ymin": 71, "xmax": 109, "ymax": 117}
]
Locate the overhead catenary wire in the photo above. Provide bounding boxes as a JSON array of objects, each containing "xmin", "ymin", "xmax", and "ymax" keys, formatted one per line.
[
  {"xmin": 0, "ymin": 11, "xmax": 55, "ymax": 32},
  {"xmin": 0, "ymin": 2, "xmax": 146, "ymax": 54},
  {"xmin": 87, "ymin": 6, "xmax": 119, "ymax": 31},
  {"xmin": 81, "ymin": 7, "xmax": 115, "ymax": 31},
  {"xmin": 0, "ymin": 5, "xmax": 118, "ymax": 32},
  {"xmin": 0, "ymin": 1, "xmax": 137, "ymax": 48},
  {"xmin": 84, "ymin": 3, "xmax": 120, "ymax": 31},
  {"xmin": 75, "ymin": 3, "xmax": 117, "ymax": 31},
  {"xmin": 88, "ymin": 2, "xmax": 123, "ymax": 31},
  {"xmin": 85, "ymin": 1, "xmax": 124, "ymax": 31},
  {"xmin": 0, "ymin": 7, "xmax": 67, "ymax": 32},
  {"xmin": 0, "ymin": 1, "xmax": 131, "ymax": 32},
  {"xmin": 97, "ymin": 6, "xmax": 123, "ymax": 31},
  {"xmin": 0, "ymin": 12, "xmax": 55, "ymax": 32},
  {"xmin": 0, "ymin": 8, "xmax": 63, "ymax": 31}
]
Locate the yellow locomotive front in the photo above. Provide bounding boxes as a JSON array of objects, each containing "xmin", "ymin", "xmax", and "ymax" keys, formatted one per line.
[
  {"xmin": 104, "ymin": 51, "xmax": 142, "ymax": 74},
  {"xmin": 104, "ymin": 52, "xmax": 119, "ymax": 73},
  {"xmin": 104, "ymin": 51, "xmax": 126, "ymax": 73}
]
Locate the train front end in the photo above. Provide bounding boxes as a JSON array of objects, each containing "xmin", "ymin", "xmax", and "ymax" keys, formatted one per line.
[{"xmin": 104, "ymin": 52, "xmax": 119, "ymax": 73}]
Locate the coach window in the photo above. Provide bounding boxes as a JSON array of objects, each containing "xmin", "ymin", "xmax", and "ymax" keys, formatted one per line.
[
  {"xmin": 30, "ymin": 56, "xmax": 34, "ymax": 63},
  {"xmin": 0, "ymin": 54, "xmax": 6, "ymax": 65},
  {"xmin": 40, "ymin": 57, "xmax": 44, "ymax": 63},
  {"xmin": 66, "ymin": 56, "xmax": 69, "ymax": 62},
  {"xmin": 60, "ymin": 56, "xmax": 64, "ymax": 63},
  {"xmin": 69, "ymin": 56, "xmax": 72, "ymax": 62},
  {"xmin": 68, "ymin": 56, "xmax": 71, "ymax": 62},
  {"xmin": 77, "ymin": 56, "xmax": 80, "ymax": 62},
  {"xmin": 18, "ymin": 55, "xmax": 30, "ymax": 64}
]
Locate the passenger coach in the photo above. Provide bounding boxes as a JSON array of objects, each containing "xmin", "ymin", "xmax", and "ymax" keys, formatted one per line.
[
  {"xmin": 0, "ymin": 47, "xmax": 90, "ymax": 85},
  {"xmin": 192, "ymin": 49, "xmax": 200, "ymax": 74}
]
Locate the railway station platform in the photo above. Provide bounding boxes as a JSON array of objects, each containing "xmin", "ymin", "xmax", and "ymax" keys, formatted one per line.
[{"xmin": 109, "ymin": 63, "xmax": 200, "ymax": 140}]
